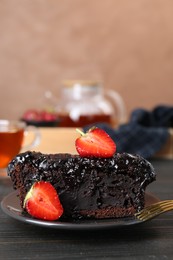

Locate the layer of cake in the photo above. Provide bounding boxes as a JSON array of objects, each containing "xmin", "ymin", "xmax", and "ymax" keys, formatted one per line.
[{"xmin": 7, "ymin": 151, "xmax": 156, "ymax": 219}]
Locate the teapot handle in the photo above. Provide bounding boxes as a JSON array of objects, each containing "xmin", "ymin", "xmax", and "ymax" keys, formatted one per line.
[{"xmin": 106, "ymin": 89, "xmax": 127, "ymax": 126}]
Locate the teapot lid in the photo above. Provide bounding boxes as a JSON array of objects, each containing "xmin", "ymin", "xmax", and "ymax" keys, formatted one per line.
[{"xmin": 62, "ymin": 80, "xmax": 102, "ymax": 88}]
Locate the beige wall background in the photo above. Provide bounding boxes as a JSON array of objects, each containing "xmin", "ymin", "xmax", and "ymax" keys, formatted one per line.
[{"xmin": 0, "ymin": 0, "xmax": 173, "ymax": 121}]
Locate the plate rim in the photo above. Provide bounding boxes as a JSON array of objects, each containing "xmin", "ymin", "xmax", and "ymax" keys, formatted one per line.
[{"xmin": 1, "ymin": 191, "xmax": 159, "ymax": 230}]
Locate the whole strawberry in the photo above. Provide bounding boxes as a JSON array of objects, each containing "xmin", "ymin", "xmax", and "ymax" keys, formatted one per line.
[
  {"xmin": 23, "ymin": 181, "xmax": 63, "ymax": 221},
  {"xmin": 75, "ymin": 127, "xmax": 116, "ymax": 158}
]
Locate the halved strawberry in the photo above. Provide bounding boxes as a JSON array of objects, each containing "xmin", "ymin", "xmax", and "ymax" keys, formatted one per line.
[
  {"xmin": 75, "ymin": 127, "xmax": 116, "ymax": 158},
  {"xmin": 23, "ymin": 181, "xmax": 63, "ymax": 221}
]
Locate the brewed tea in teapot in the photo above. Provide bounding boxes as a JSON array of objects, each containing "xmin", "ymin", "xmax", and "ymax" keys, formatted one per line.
[{"xmin": 54, "ymin": 80, "xmax": 126, "ymax": 127}]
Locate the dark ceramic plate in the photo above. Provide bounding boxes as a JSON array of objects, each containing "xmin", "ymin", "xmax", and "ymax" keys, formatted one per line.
[{"xmin": 1, "ymin": 191, "xmax": 159, "ymax": 230}]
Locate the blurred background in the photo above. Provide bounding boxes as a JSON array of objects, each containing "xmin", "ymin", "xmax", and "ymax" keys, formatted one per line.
[{"xmin": 0, "ymin": 0, "xmax": 173, "ymax": 121}]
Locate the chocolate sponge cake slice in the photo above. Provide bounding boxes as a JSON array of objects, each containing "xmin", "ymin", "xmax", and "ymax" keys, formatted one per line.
[{"xmin": 7, "ymin": 151, "xmax": 156, "ymax": 219}]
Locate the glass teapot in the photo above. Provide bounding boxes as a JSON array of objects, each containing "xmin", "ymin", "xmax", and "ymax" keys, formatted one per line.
[{"xmin": 47, "ymin": 80, "xmax": 126, "ymax": 127}]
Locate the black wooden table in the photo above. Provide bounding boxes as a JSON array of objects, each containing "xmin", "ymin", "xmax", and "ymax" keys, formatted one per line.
[{"xmin": 0, "ymin": 159, "xmax": 173, "ymax": 260}]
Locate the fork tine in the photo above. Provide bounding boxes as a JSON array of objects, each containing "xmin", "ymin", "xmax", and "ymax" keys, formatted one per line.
[
  {"xmin": 135, "ymin": 200, "xmax": 173, "ymax": 221},
  {"xmin": 143, "ymin": 200, "xmax": 173, "ymax": 211},
  {"xmin": 136, "ymin": 206, "xmax": 172, "ymax": 220},
  {"xmin": 136, "ymin": 206, "xmax": 173, "ymax": 220},
  {"xmin": 143, "ymin": 201, "xmax": 173, "ymax": 214}
]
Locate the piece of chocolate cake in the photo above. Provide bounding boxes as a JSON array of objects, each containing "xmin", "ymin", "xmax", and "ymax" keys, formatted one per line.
[{"xmin": 7, "ymin": 151, "xmax": 156, "ymax": 219}]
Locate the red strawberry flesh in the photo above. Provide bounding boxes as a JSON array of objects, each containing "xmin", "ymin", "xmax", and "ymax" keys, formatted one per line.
[
  {"xmin": 75, "ymin": 127, "xmax": 116, "ymax": 158},
  {"xmin": 24, "ymin": 181, "xmax": 63, "ymax": 221}
]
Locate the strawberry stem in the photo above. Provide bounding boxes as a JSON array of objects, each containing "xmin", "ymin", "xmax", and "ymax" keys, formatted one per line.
[
  {"xmin": 23, "ymin": 184, "xmax": 34, "ymax": 208},
  {"xmin": 76, "ymin": 128, "xmax": 85, "ymax": 136}
]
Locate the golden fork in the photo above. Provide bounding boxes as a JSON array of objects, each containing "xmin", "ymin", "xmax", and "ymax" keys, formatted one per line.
[{"xmin": 135, "ymin": 200, "xmax": 173, "ymax": 221}]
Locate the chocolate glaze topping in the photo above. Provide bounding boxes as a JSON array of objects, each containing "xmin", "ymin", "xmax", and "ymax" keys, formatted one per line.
[{"xmin": 7, "ymin": 151, "xmax": 156, "ymax": 219}]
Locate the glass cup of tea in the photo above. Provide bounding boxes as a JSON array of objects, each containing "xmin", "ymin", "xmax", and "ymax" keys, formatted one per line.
[{"xmin": 0, "ymin": 119, "xmax": 41, "ymax": 172}]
